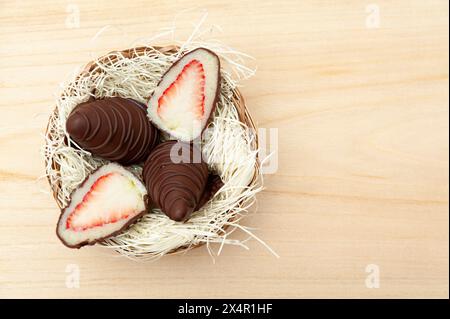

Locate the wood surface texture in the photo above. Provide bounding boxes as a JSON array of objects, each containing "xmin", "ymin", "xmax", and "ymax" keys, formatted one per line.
[{"xmin": 0, "ymin": 0, "xmax": 448, "ymax": 298}]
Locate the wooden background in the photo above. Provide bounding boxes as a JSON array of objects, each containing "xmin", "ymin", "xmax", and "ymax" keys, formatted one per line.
[{"xmin": 0, "ymin": 0, "xmax": 448, "ymax": 298}]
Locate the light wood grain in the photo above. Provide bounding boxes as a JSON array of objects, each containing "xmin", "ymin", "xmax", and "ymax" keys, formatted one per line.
[{"xmin": 0, "ymin": 0, "xmax": 448, "ymax": 298}]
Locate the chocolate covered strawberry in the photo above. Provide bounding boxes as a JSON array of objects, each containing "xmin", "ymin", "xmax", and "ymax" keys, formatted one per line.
[
  {"xmin": 56, "ymin": 163, "xmax": 147, "ymax": 248},
  {"xmin": 142, "ymin": 141, "xmax": 209, "ymax": 221},
  {"xmin": 147, "ymin": 48, "xmax": 221, "ymax": 142},
  {"xmin": 66, "ymin": 97, "xmax": 159, "ymax": 165}
]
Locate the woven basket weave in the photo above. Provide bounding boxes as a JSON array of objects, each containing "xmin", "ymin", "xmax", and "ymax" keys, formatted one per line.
[{"xmin": 45, "ymin": 45, "xmax": 259, "ymax": 254}]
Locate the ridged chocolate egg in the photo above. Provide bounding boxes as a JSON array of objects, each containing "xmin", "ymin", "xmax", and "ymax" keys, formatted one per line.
[
  {"xmin": 143, "ymin": 141, "xmax": 208, "ymax": 221},
  {"xmin": 66, "ymin": 97, "xmax": 159, "ymax": 165}
]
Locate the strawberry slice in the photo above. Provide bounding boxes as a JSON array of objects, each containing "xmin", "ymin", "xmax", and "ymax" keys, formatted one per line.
[
  {"xmin": 148, "ymin": 48, "xmax": 220, "ymax": 142},
  {"xmin": 56, "ymin": 163, "xmax": 147, "ymax": 248}
]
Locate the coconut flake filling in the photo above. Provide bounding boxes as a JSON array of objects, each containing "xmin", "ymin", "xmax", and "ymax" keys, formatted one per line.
[
  {"xmin": 57, "ymin": 163, "xmax": 147, "ymax": 247},
  {"xmin": 148, "ymin": 48, "xmax": 220, "ymax": 141}
]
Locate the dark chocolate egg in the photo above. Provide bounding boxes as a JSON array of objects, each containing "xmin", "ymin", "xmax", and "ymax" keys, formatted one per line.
[
  {"xmin": 143, "ymin": 141, "xmax": 208, "ymax": 221},
  {"xmin": 66, "ymin": 97, "xmax": 159, "ymax": 165}
]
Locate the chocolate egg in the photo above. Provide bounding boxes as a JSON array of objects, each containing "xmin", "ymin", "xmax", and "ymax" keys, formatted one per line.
[
  {"xmin": 66, "ymin": 97, "xmax": 159, "ymax": 165},
  {"xmin": 143, "ymin": 141, "xmax": 208, "ymax": 221}
]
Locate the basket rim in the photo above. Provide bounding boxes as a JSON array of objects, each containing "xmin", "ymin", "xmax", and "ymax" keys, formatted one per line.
[{"xmin": 45, "ymin": 44, "xmax": 260, "ymax": 255}]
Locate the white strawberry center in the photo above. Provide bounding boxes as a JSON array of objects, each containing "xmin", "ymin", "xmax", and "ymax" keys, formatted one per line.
[
  {"xmin": 66, "ymin": 172, "xmax": 143, "ymax": 231},
  {"xmin": 157, "ymin": 60, "xmax": 205, "ymax": 136}
]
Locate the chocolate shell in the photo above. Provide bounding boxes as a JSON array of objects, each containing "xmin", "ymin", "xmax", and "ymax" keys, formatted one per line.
[
  {"xmin": 143, "ymin": 141, "xmax": 209, "ymax": 221},
  {"xmin": 66, "ymin": 97, "xmax": 159, "ymax": 165},
  {"xmin": 196, "ymin": 174, "xmax": 224, "ymax": 210}
]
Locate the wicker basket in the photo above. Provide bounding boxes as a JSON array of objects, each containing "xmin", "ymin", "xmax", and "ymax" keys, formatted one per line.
[{"xmin": 45, "ymin": 45, "xmax": 259, "ymax": 255}]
